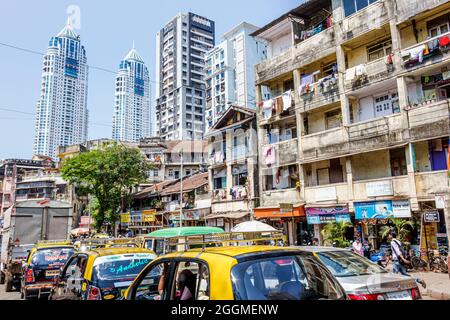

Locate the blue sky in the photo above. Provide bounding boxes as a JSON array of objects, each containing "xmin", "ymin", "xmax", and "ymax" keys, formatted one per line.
[{"xmin": 0, "ymin": 0, "xmax": 298, "ymax": 159}]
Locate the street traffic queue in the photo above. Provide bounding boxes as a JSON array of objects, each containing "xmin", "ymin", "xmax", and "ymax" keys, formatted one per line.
[{"xmin": 6, "ymin": 226, "xmax": 423, "ymax": 300}]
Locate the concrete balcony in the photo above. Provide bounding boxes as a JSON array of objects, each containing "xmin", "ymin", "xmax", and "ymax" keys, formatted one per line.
[
  {"xmin": 344, "ymin": 58, "xmax": 395, "ymax": 91},
  {"xmin": 337, "ymin": 0, "xmax": 390, "ymax": 44},
  {"xmin": 261, "ymin": 139, "xmax": 298, "ymax": 168},
  {"xmin": 353, "ymin": 176, "xmax": 410, "ymax": 201},
  {"xmin": 408, "ymin": 99, "xmax": 450, "ymax": 141},
  {"xmin": 301, "ymin": 127, "xmax": 348, "ymax": 162},
  {"xmin": 261, "ymin": 188, "xmax": 301, "ymax": 208},
  {"xmin": 297, "ymin": 77, "xmax": 340, "ymax": 112},
  {"xmin": 255, "ymin": 49, "xmax": 293, "ymax": 85},
  {"xmin": 212, "ymin": 199, "xmax": 252, "ymax": 213},
  {"xmin": 347, "ymin": 113, "xmax": 404, "ymax": 153},
  {"xmin": 396, "ymin": 0, "xmax": 449, "ymax": 24},
  {"xmin": 292, "ymin": 27, "xmax": 336, "ymax": 69},
  {"xmin": 415, "ymin": 170, "xmax": 449, "ymax": 199},
  {"xmin": 304, "ymin": 183, "xmax": 350, "ymax": 205}
]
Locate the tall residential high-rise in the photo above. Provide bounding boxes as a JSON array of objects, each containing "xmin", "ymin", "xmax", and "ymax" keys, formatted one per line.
[
  {"xmin": 112, "ymin": 45, "xmax": 151, "ymax": 142},
  {"xmin": 155, "ymin": 12, "xmax": 215, "ymax": 141},
  {"xmin": 204, "ymin": 22, "xmax": 268, "ymax": 132},
  {"xmin": 33, "ymin": 18, "xmax": 89, "ymax": 159}
]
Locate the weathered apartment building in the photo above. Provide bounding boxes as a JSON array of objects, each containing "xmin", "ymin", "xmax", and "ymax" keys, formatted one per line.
[
  {"xmin": 205, "ymin": 106, "xmax": 259, "ymax": 230},
  {"xmin": 252, "ymin": 0, "xmax": 450, "ymax": 245}
]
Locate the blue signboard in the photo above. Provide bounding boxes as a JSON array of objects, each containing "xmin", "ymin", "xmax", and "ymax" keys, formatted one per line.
[{"xmin": 354, "ymin": 200, "xmax": 393, "ymax": 219}]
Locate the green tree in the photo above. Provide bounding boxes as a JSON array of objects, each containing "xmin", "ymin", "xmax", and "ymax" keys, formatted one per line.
[
  {"xmin": 379, "ymin": 218, "xmax": 415, "ymax": 242},
  {"xmin": 321, "ymin": 221, "xmax": 353, "ymax": 248},
  {"xmin": 61, "ymin": 143, "xmax": 149, "ymax": 232}
]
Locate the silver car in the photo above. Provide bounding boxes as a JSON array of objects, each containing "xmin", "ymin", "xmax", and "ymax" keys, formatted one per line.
[{"xmin": 297, "ymin": 246, "xmax": 421, "ymax": 300}]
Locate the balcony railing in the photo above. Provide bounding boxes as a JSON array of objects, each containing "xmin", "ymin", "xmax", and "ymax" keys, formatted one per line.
[
  {"xmin": 401, "ymin": 31, "xmax": 450, "ymax": 71},
  {"xmin": 292, "ymin": 27, "xmax": 336, "ymax": 69},
  {"xmin": 297, "ymin": 75, "xmax": 340, "ymax": 112},
  {"xmin": 415, "ymin": 170, "xmax": 449, "ymax": 198},
  {"xmin": 408, "ymin": 99, "xmax": 450, "ymax": 141},
  {"xmin": 259, "ymin": 91, "xmax": 295, "ymax": 123},
  {"xmin": 344, "ymin": 57, "xmax": 395, "ymax": 91},
  {"xmin": 337, "ymin": 1, "xmax": 390, "ymax": 44},
  {"xmin": 261, "ymin": 138, "xmax": 298, "ymax": 168},
  {"xmin": 212, "ymin": 188, "xmax": 227, "ymax": 202},
  {"xmin": 301, "ymin": 127, "xmax": 347, "ymax": 162},
  {"xmin": 231, "ymin": 145, "xmax": 248, "ymax": 160},
  {"xmin": 396, "ymin": 0, "xmax": 448, "ymax": 23}
]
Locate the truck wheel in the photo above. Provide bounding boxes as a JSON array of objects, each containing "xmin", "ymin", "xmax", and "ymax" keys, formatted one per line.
[
  {"xmin": 0, "ymin": 271, "xmax": 5, "ymax": 285},
  {"xmin": 5, "ymin": 276, "xmax": 13, "ymax": 292}
]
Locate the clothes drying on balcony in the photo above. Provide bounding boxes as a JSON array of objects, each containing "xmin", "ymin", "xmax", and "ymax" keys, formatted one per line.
[
  {"xmin": 345, "ymin": 64, "xmax": 367, "ymax": 82},
  {"xmin": 439, "ymin": 34, "xmax": 450, "ymax": 48},
  {"xmin": 262, "ymin": 98, "xmax": 274, "ymax": 119},
  {"xmin": 263, "ymin": 145, "xmax": 276, "ymax": 166},
  {"xmin": 282, "ymin": 90, "xmax": 292, "ymax": 111}
]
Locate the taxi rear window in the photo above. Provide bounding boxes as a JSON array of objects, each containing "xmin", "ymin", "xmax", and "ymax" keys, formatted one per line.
[
  {"xmin": 31, "ymin": 247, "xmax": 76, "ymax": 268},
  {"xmin": 92, "ymin": 253, "xmax": 156, "ymax": 283}
]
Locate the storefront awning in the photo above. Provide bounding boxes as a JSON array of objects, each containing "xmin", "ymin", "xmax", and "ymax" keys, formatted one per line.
[
  {"xmin": 204, "ymin": 211, "xmax": 250, "ymax": 220},
  {"xmin": 254, "ymin": 205, "xmax": 305, "ymax": 219}
]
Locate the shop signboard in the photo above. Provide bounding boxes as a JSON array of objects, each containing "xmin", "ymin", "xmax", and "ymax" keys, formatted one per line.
[
  {"xmin": 120, "ymin": 213, "xmax": 130, "ymax": 223},
  {"xmin": 306, "ymin": 206, "xmax": 350, "ymax": 225},
  {"xmin": 419, "ymin": 222, "xmax": 438, "ymax": 259},
  {"xmin": 314, "ymin": 186, "xmax": 337, "ymax": 202},
  {"xmin": 183, "ymin": 210, "xmax": 200, "ymax": 221},
  {"xmin": 142, "ymin": 209, "xmax": 156, "ymax": 222},
  {"xmin": 355, "ymin": 201, "xmax": 393, "ymax": 219},
  {"xmin": 80, "ymin": 216, "xmax": 93, "ymax": 227},
  {"xmin": 280, "ymin": 203, "xmax": 293, "ymax": 214},
  {"xmin": 392, "ymin": 200, "xmax": 411, "ymax": 218},
  {"xmin": 423, "ymin": 210, "xmax": 440, "ymax": 223},
  {"xmin": 365, "ymin": 180, "xmax": 393, "ymax": 197}
]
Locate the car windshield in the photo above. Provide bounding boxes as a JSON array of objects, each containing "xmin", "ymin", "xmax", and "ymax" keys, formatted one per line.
[
  {"xmin": 31, "ymin": 247, "xmax": 75, "ymax": 268},
  {"xmin": 231, "ymin": 254, "xmax": 346, "ymax": 300},
  {"xmin": 316, "ymin": 250, "xmax": 387, "ymax": 277},
  {"xmin": 92, "ymin": 253, "xmax": 156, "ymax": 283}
]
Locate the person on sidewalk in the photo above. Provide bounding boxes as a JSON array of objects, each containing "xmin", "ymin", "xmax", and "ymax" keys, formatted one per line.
[
  {"xmin": 389, "ymin": 231, "xmax": 426, "ymax": 288},
  {"xmin": 352, "ymin": 237, "xmax": 364, "ymax": 256}
]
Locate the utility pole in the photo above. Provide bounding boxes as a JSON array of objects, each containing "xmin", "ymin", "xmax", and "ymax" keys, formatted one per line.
[{"xmin": 179, "ymin": 150, "xmax": 183, "ymax": 228}]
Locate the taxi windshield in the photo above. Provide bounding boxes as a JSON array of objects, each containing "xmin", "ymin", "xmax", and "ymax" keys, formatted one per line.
[
  {"xmin": 92, "ymin": 253, "xmax": 156, "ymax": 283},
  {"xmin": 31, "ymin": 247, "xmax": 75, "ymax": 268},
  {"xmin": 231, "ymin": 254, "xmax": 345, "ymax": 300}
]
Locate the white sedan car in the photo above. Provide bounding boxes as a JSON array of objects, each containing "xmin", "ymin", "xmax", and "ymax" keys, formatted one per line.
[{"xmin": 297, "ymin": 246, "xmax": 421, "ymax": 300}]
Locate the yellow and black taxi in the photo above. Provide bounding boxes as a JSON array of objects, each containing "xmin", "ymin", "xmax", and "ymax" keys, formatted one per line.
[
  {"xmin": 122, "ymin": 245, "xmax": 347, "ymax": 301},
  {"xmin": 21, "ymin": 241, "xmax": 76, "ymax": 300},
  {"xmin": 49, "ymin": 247, "xmax": 156, "ymax": 300}
]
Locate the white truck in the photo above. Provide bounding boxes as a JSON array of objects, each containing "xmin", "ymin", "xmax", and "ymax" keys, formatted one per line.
[{"xmin": 0, "ymin": 200, "xmax": 73, "ymax": 292}]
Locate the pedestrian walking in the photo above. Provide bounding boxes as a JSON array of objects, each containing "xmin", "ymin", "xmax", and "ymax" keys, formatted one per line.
[
  {"xmin": 389, "ymin": 231, "xmax": 426, "ymax": 288},
  {"xmin": 352, "ymin": 237, "xmax": 364, "ymax": 256}
]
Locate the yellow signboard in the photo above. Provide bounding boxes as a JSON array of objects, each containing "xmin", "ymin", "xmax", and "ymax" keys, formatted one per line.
[
  {"xmin": 419, "ymin": 221, "xmax": 438, "ymax": 260},
  {"xmin": 142, "ymin": 209, "xmax": 156, "ymax": 222},
  {"xmin": 120, "ymin": 213, "xmax": 130, "ymax": 223}
]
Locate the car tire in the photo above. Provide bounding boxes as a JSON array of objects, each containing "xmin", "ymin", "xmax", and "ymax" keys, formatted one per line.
[{"xmin": 5, "ymin": 276, "xmax": 13, "ymax": 292}]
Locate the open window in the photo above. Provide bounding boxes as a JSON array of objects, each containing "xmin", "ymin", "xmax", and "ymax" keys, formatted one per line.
[
  {"xmin": 170, "ymin": 260, "xmax": 210, "ymax": 301},
  {"xmin": 130, "ymin": 261, "xmax": 173, "ymax": 300}
]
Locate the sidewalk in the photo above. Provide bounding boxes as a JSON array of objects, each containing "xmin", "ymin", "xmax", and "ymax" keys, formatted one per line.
[
  {"xmin": 412, "ymin": 271, "xmax": 450, "ymax": 300},
  {"xmin": 384, "ymin": 264, "xmax": 450, "ymax": 300}
]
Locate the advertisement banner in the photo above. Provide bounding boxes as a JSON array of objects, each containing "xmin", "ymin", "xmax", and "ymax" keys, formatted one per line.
[
  {"xmin": 355, "ymin": 201, "xmax": 393, "ymax": 219},
  {"xmin": 306, "ymin": 206, "xmax": 350, "ymax": 225},
  {"xmin": 183, "ymin": 210, "xmax": 200, "ymax": 221},
  {"xmin": 142, "ymin": 209, "xmax": 156, "ymax": 222}
]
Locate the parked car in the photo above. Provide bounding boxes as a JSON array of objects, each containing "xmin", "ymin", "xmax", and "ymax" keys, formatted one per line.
[
  {"xmin": 298, "ymin": 246, "xmax": 421, "ymax": 300},
  {"xmin": 49, "ymin": 247, "xmax": 156, "ymax": 300},
  {"xmin": 21, "ymin": 242, "xmax": 76, "ymax": 299},
  {"xmin": 122, "ymin": 246, "xmax": 347, "ymax": 300}
]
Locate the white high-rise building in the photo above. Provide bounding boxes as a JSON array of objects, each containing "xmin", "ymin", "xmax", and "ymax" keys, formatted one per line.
[
  {"xmin": 205, "ymin": 22, "xmax": 268, "ymax": 132},
  {"xmin": 155, "ymin": 12, "xmax": 215, "ymax": 141},
  {"xmin": 112, "ymin": 45, "xmax": 151, "ymax": 142},
  {"xmin": 33, "ymin": 19, "xmax": 89, "ymax": 159}
]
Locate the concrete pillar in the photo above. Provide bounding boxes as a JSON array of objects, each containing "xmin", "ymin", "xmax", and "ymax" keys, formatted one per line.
[
  {"xmin": 255, "ymin": 85, "xmax": 266, "ymax": 207},
  {"xmin": 405, "ymin": 143, "xmax": 419, "ymax": 211},
  {"xmin": 311, "ymin": 162, "xmax": 318, "ymax": 186},
  {"xmin": 336, "ymin": 45, "xmax": 351, "ymax": 126},
  {"xmin": 345, "ymin": 157, "xmax": 354, "ymax": 212},
  {"xmin": 444, "ymin": 192, "xmax": 450, "ymax": 274},
  {"xmin": 396, "ymin": 76, "xmax": 410, "ymax": 130},
  {"xmin": 298, "ymin": 164, "xmax": 306, "ymax": 202}
]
